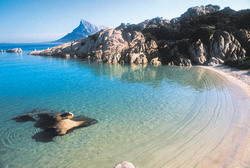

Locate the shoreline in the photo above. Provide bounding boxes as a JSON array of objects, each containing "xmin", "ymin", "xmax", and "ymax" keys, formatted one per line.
[
  {"xmin": 199, "ymin": 65, "xmax": 250, "ymax": 97},
  {"xmin": 200, "ymin": 65, "xmax": 250, "ymax": 167}
]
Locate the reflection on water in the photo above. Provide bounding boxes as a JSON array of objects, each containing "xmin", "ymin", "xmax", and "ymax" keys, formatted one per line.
[{"xmin": 76, "ymin": 61, "xmax": 226, "ymax": 91}]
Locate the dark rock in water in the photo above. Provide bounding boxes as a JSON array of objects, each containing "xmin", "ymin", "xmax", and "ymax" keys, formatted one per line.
[
  {"xmin": 5, "ymin": 48, "xmax": 22, "ymax": 53},
  {"xmin": 12, "ymin": 108, "xmax": 98, "ymax": 142}
]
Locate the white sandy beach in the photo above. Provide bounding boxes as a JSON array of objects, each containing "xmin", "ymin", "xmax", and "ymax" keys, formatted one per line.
[
  {"xmin": 200, "ymin": 65, "xmax": 250, "ymax": 168},
  {"xmin": 201, "ymin": 65, "xmax": 250, "ymax": 96}
]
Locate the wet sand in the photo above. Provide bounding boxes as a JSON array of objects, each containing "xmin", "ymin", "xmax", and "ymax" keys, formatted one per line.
[
  {"xmin": 201, "ymin": 65, "xmax": 250, "ymax": 97},
  {"xmin": 199, "ymin": 65, "xmax": 250, "ymax": 168}
]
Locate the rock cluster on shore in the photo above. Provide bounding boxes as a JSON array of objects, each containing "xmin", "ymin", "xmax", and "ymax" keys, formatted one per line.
[{"xmin": 30, "ymin": 5, "xmax": 250, "ymax": 68}]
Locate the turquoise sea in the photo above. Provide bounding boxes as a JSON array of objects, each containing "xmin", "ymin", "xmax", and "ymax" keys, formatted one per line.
[{"xmin": 0, "ymin": 43, "xmax": 249, "ymax": 168}]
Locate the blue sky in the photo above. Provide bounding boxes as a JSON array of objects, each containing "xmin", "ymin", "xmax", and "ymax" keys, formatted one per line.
[{"xmin": 0, "ymin": 0, "xmax": 249, "ymax": 43}]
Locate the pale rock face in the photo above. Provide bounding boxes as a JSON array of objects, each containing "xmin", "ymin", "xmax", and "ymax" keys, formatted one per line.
[
  {"xmin": 189, "ymin": 39, "xmax": 207, "ymax": 65},
  {"xmin": 209, "ymin": 31, "xmax": 246, "ymax": 60},
  {"xmin": 208, "ymin": 57, "xmax": 224, "ymax": 66},
  {"xmin": 30, "ymin": 29, "xmax": 160, "ymax": 65},
  {"xmin": 114, "ymin": 161, "xmax": 135, "ymax": 168}
]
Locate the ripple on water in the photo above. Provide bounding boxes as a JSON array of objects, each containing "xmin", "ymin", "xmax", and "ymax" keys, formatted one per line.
[{"xmin": 0, "ymin": 50, "xmax": 250, "ymax": 168}]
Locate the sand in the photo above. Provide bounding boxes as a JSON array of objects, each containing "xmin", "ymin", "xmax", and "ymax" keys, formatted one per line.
[
  {"xmin": 199, "ymin": 65, "xmax": 250, "ymax": 168},
  {"xmin": 200, "ymin": 65, "xmax": 250, "ymax": 97}
]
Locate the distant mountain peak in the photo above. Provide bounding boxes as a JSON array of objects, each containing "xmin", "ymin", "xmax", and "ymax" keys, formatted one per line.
[
  {"xmin": 80, "ymin": 19, "xmax": 89, "ymax": 23},
  {"xmin": 80, "ymin": 19, "xmax": 93, "ymax": 25},
  {"xmin": 52, "ymin": 19, "xmax": 107, "ymax": 43}
]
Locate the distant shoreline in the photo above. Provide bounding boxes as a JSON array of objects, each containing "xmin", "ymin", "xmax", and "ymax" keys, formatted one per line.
[{"xmin": 0, "ymin": 42, "xmax": 63, "ymax": 44}]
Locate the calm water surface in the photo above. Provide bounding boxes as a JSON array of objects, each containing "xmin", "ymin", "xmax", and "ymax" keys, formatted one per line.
[{"xmin": 0, "ymin": 43, "xmax": 249, "ymax": 168}]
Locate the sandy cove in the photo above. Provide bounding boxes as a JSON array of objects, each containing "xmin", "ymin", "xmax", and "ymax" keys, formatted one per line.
[{"xmin": 199, "ymin": 65, "xmax": 250, "ymax": 167}]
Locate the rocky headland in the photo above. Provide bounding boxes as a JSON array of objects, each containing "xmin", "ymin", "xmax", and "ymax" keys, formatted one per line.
[{"xmin": 30, "ymin": 5, "xmax": 250, "ymax": 69}]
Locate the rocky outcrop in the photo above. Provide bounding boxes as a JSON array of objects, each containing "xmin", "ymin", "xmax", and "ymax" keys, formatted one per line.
[
  {"xmin": 52, "ymin": 19, "xmax": 107, "ymax": 43},
  {"xmin": 150, "ymin": 57, "xmax": 161, "ymax": 66},
  {"xmin": 209, "ymin": 31, "xmax": 246, "ymax": 60},
  {"xmin": 6, "ymin": 48, "xmax": 22, "ymax": 53},
  {"xmin": 208, "ymin": 57, "xmax": 224, "ymax": 66},
  {"xmin": 30, "ymin": 5, "xmax": 250, "ymax": 68},
  {"xmin": 168, "ymin": 56, "xmax": 192, "ymax": 66},
  {"xmin": 164, "ymin": 30, "xmax": 246, "ymax": 66},
  {"xmin": 180, "ymin": 4, "xmax": 220, "ymax": 20},
  {"xmin": 234, "ymin": 29, "xmax": 250, "ymax": 56},
  {"xmin": 189, "ymin": 39, "xmax": 207, "ymax": 65},
  {"xmin": 31, "ymin": 29, "xmax": 161, "ymax": 64}
]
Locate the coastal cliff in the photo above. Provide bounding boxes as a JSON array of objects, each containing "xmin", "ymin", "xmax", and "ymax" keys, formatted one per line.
[{"xmin": 30, "ymin": 5, "xmax": 250, "ymax": 68}]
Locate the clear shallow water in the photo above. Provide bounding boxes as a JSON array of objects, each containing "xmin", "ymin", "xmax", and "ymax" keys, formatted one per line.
[{"xmin": 0, "ymin": 44, "xmax": 249, "ymax": 168}]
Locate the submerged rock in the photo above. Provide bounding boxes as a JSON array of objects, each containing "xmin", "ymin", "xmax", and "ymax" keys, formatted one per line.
[
  {"xmin": 12, "ymin": 108, "xmax": 98, "ymax": 142},
  {"xmin": 54, "ymin": 119, "xmax": 85, "ymax": 135},
  {"xmin": 114, "ymin": 161, "xmax": 135, "ymax": 168},
  {"xmin": 6, "ymin": 48, "xmax": 22, "ymax": 53}
]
